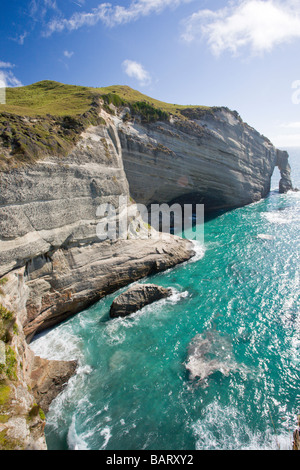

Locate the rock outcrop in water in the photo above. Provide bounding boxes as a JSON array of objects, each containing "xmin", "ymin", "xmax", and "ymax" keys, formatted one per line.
[
  {"xmin": 276, "ymin": 150, "xmax": 293, "ymax": 194},
  {"xmin": 185, "ymin": 330, "xmax": 237, "ymax": 384},
  {"xmin": 110, "ymin": 283, "xmax": 172, "ymax": 318}
]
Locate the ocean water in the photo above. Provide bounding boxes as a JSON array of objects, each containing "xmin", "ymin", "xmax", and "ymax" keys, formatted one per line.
[{"xmin": 31, "ymin": 149, "xmax": 300, "ymax": 451}]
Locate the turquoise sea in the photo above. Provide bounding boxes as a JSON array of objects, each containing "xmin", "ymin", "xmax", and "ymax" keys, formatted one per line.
[{"xmin": 31, "ymin": 149, "xmax": 300, "ymax": 451}]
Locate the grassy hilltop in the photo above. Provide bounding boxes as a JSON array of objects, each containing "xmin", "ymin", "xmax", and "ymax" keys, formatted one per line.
[
  {"xmin": 0, "ymin": 80, "xmax": 209, "ymax": 117},
  {"xmin": 0, "ymin": 80, "xmax": 211, "ymax": 170}
]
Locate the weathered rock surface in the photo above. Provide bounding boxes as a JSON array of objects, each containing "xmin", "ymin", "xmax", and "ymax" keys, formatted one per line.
[
  {"xmin": 0, "ymin": 110, "xmax": 195, "ymax": 342},
  {"xmin": 0, "ymin": 96, "xmax": 293, "ymax": 450},
  {"xmin": 110, "ymin": 283, "xmax": 172, "ymax": 318},
  {"xmin": 277, "ymin": 150, "xmax": 293, "ymax": 194},
  {"xmin": 29, "ymin": 355, "xmax": 77, "ymax": 414},
  {"xmin": 0, "ymin": 276, "xmax": 77, "ymax": 450},
  {"xmin": 119, "ymin": 108, "xmax": 293, "ymax": 209},
  {"xmin": 293, "ymin": 416, "xmax": 300, "ymax": 450}
]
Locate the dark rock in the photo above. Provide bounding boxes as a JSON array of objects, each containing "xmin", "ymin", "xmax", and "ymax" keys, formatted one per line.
[
  {"xmin": 110, "ymin": 283, "xmax": 172, "ymax": 318},
  {"xmin": 29, "ymin": 355, "xmax": 77, "ymax": 413},
  {"xmin": 277, "ymin": 150, "xmax": 293, "ymax": 194}
]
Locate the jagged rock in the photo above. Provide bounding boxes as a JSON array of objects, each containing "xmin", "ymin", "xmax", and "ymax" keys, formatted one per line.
[
  {"xmin": 0, "ymin": 276, "xmax": 76, "ymax": 450},
  {"xmin": 0, "ymin": 300, "xmax": 47, "ymax": 450},
  {"xmin": 29, "ymin": 355, "xmax": 77, "ymax": 413},
  {"xmin": 277, "ymin": 150, "xmax": 293, "ymax": 193},
  {"xmin": 110, "ymin": 283, "xmax": 172, "ymax": 318}
]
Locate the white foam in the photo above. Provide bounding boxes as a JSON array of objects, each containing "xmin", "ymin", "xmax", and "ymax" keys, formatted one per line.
[
  {"xmin": 67, "ymin": 415, "xmax": 90, "ymax": 451},
  {"xmin": 257, "ymin": 234, "xmax": 275, "ymax": 240},
  {"xmin": 168, "ymin": 288, "xmax": 189, "ymax": 304},
  {"xmin": 191, "ymin": 401, "xmax": 293, "ymax": 450},
  {"xmin": 262, "ymin": 210, "xmax": 299, "ymax": 225},
  {"xmin": 189, "ymin": 241, "xmax": 206, "ymax": 263},
  {"xmin": 99, "ymin": 426, "xmax": 112, "ymax": 450},
  {"xmin": 30, "ymin": 326, "xmax": 83, "ymax": 362}
]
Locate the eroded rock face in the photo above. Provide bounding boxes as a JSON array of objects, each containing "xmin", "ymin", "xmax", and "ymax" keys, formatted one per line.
[
  {"xmin": 119, "ymin": 108, "xmax": 292, "ymax": 209},
  {"xmin": 0, "ymin": 102, "xmax": 292, "ymax": 449},
  {"xmin": 110, "ymin": 283, "xmax": 172, "ymax": 318},
  {"xmin": 277, "ymin": 150, "xmax": 293, "ymax": 194},
  {"xmin": 0, "ymin": 275, "xmax": 77, "ymax": 450},
  {"xmin": 23, "ymin": 235, "xmax": 194, "ymax": 341},
  {"xmin": 29, "ymin": 356, "xmax": 77, "ymax": 414},
  {"xmin": 0, "ymin": 110, "xmax": 195, "ymax": 341}
]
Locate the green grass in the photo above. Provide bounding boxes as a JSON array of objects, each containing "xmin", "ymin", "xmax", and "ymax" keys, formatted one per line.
[
  {"xmin": 0, "ymin": 429, "xmax": 24, "ymax": 450},
  {"xmin": 0, "ymin": 82, "xmax": 105, "ymax": 170},
  {"xmin": 0, "ymin": 80, "xmax": 213, "ymax": 169},
  {"xmin": 0, "ymin": 80, "xmax": 211, "ymax": 119},
  {"xmin": 96, "ymin": 85, "xmax": 211, "ymax": 117},
  {"xmin": 0, "ymin": 304, "xmax": 16, "ymax": 345},
  {"xmin": 0, "ymin": 80, "xmax": 99, "ymax": 117},
  {"xmin": 0, "ymin": 384, "xmax": 10, "ymax": 407}
]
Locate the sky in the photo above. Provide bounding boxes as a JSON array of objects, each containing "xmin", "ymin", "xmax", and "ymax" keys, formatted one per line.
[{"xmin": 1, "ymin": 0, "xmax": 300, "ymax": 148}]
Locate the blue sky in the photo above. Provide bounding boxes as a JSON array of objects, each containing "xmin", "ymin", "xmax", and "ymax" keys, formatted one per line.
[{"xmin": 1, "ymin": 0, "xmax": 300, "ymax": 148}]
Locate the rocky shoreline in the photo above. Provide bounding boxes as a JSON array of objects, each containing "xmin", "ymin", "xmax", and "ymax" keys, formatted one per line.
[{"xmin": 0, "ymin": 83, "xmax": 294, "ymax": 449}]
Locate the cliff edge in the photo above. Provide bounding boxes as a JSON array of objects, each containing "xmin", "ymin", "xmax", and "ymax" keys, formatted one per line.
[{"xmin": 0, "ymin": 81, "xmax": 293, "ymax": 449}]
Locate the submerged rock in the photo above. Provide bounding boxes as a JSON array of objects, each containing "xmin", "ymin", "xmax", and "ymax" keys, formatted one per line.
[
  {"xmin": 185, "ymin": 329, "xmax": 237, "ymax": 384},
  {"xmin": 110, "ymin": 283, "xmax": 172, "ymax": 318}
]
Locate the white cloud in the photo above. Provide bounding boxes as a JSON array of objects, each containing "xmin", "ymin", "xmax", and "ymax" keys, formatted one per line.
[
  {"xmin": 45, "ymin": 4, "xmax": 109, "ymax": 35},
  {"xmin": 44, "ymin": 0, "xmax": 192, "ymax": 35},
  {"xmin": 64, "ymin": 50, "xmax": 74, "ymax": 58},
  {"xmin": 0, "ymin": 61, "xmax": 23, "ymax": 88},
  {"xmin": 122, "ymin": 60, "xmax": 151, "ymax": 86},
  {"xmin": 181, "ymin": 0, "xmax": 300, "ymax": 56},
  {"xmin": 10, "ymin": 32, "xmax": 28, "ymax": 46},
  {"xmin": 16, "ymin": 32, "xmax": 28, "ymax": 45},
  {"xmin": 29, "ymin": 0, "xmax": 58, "ymax": 19},
  {"xmin": 271, "ymin": 132, "xmax": 300, "ymax": 148},
  {"xmin": 0, "ymin": 70, "xmax": 23, "ymax": 88},
  {"xmin": 280, "ymin": 122, "xmax": 300, "ymax": 129},
  {"xmin": 0, "ymin": 61, "xmax": 15, "ymax": 69}
]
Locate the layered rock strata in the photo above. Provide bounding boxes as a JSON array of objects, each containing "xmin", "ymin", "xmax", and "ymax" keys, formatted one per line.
[
  {"xmin": 118, "ymin": 107, "xmax": 293, "ymax": 209},
  {"xmin": 0, "ymin": 93, "xmax": 293, "ymax": 450},
  {"xmin": 0, "ymin": 110, "xmax": 195, "ymax": 342},
  {"xmin": 0, "ymin": 275, "xmax": 77, "ymax": 450}
]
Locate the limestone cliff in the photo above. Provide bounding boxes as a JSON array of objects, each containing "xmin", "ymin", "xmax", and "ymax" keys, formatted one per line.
[
  {"xmin": 0, "ymin": 81, "xmax": 293, "ymax": 449},
  {"xmin": 0, "ymin": 277, "xmax": 76, "ymax": 450},
  {"xmin": 118, "ymin": 106, "xmax": 293, "ymax": 210},
  {"xmin": 0, "ymin": 107, "xmax": 194, "ymax": 342},
  {"xmin": 0, "ymin": 107, "xmax": 194, "ymax": 449}
]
